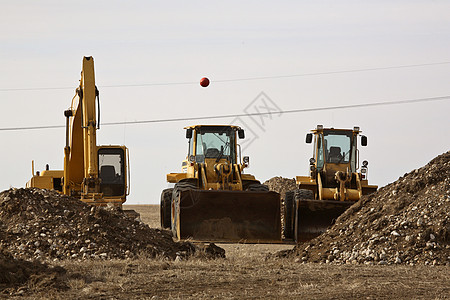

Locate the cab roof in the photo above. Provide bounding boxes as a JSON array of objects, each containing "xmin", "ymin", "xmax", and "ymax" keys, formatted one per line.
[
  {"xmin": 311, "ymin": 125, "xmax": 362, "ymax": 134},
  {"xmin": 184, "ymin": 125, "xmax": 242, "ymax": 130}
]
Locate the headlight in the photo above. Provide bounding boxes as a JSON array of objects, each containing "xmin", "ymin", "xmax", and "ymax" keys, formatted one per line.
[{"xmin": 362, "ymin": 160, "xmax": 368, "ymax": 167}]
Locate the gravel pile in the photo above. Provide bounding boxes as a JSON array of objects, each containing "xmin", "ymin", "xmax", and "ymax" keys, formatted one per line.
[
  {"xmin": 280, "ymin": 151, "xmax": 450, "ymax": 266},
  {"xmin": 0, "ymin": 188, "xmax": 221, "ymax": 261},
  {"xmin": 263, "ymin": 176, "xmax": 296, "ymax": 200}
]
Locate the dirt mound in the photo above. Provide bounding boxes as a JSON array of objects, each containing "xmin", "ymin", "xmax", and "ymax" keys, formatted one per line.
[
  {"xmin": 0, "ymin": 248, "xmax": 67, "ymax": 294},
  {"xmin": 280, "ymin": 151, "xmax": 450, "ymax": 266},
  {"xmin": 0, "ymin": 188, "xmax": 222, "ymax": 261},
  {"xmin": 264, "ymin": 177, "xmax": 296, "ymax": 200}
]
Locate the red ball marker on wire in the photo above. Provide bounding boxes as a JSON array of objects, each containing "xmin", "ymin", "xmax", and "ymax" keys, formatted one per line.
[{"xmin": 200, "ymin": 77, "xmax": 210, "ymax": 87}]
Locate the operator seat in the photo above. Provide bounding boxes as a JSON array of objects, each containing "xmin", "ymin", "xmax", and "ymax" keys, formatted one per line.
[
  {"xmin": 100, "ymin": 165, "xmax": 116, "ymax": 183},
  {"xmin": 205, "ymin": 148, "xmax": 220, "ymax": 158},
  {"xmin": 328, "ymin": 146, "xmax": 343, "ymax": 163}
]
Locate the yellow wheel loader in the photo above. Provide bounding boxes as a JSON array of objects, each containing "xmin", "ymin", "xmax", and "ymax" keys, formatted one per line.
[
  {"xmin": 26, "ymin": 57, "xmax": 132, "ymax": 212},
  {"xmin": 162, "ymin": 125, "xmax": 282, "ymax": 243},
  {"xmin": 284, "ymin": 125, "xmax": 377, "ymax": 242}
]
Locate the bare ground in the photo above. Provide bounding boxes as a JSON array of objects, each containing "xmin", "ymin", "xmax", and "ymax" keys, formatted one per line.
[{"xmin": 3, "ymin": 205, "xmax": 448, "ymax": 299}]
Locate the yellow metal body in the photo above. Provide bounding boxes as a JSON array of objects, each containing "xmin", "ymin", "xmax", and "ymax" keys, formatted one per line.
[
  {"xmin": 166, "ymin": 125, "xmax": 282, "ymax": 243},
  {"xmin": 297, "ymin": 127, "xmax": 377, "ymax": 201},
  {"xmin": 288, "ymin": 126, "xmax": 378, "ymax": 242},
  {"xmin": 26, "ymin": 170, "xmax": 64, "ymax": 191},
  {"xmin": 27, "ymin": 57, "xmax": 129, "ymax": 207},
  {"xmin": 167, "ymin": 125, "xmax": 257, "ymax": 191}
]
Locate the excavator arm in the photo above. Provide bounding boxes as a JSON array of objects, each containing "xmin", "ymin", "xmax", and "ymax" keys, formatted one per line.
[{"xmin": 64, "ymin": 56, "xmax": 101, "ymax": 200}]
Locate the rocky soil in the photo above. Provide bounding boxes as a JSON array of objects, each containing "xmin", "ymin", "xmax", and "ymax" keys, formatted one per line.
[
  {"xmin": 263, "ymin": 176, "xmax": 296, "ymax": 200},
  {"xmin": 0, "ymin": 188, "xmax": 223, "ymax": 262},
  {"xmin": 279, "ymin": 151, "xmax": 450, "ymax": 266},
  {"xmin": 0, "ymin": 188, "xmax": 225, "ymax": 294}
]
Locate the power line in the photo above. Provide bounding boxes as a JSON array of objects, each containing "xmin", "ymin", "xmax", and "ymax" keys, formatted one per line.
[
  {"xmin": 1, "ymin": 61, "xmax": 450, "ymax": 92},
  {"xmin": 214, "ymin": 61, "xmax": 450, "ymax": 83},
  {"xmin": 0, "ymin": 95, "xmax": 448, "ymax": 132},
  {"xmin": 101, "ymin": 95, "xmax": 449, "ymax": 125}
]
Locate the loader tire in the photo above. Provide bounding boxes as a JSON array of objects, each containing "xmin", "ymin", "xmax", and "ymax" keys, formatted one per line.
[
  {"xmin": 171, "ymin": 181, "xmax": 197, "ymax": 239},
  {"xmin": 283, "ymin": 191, "xmax": 295, "ymax": 240},
  {"xmin": 294, "ymin": 189, "xmax": 314, "ymax": 201},
  {"xmin": 245, "ymin": 183, "xmax": 269, "ymax": 192},
  {"xmin": 160, "ymin": 188, "xmax": 173, "ymax": 229}
]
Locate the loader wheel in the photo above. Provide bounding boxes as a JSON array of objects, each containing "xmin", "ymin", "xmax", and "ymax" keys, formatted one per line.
[
  {"xmin": 294, "ymin": 189, "xmax": 314, "ymax": 201},
  {"xmin": 245, "ymin": 183, "xmax": 269, "ymax": 192},
  {"xmin": 160, "ymin": 188, "xmax": 173, "ymax": 229},
  {"xmin": 171, "ymin": 181, "xmax": 197, "ymax": 239},
  {"xmin": 283, "ymin": 191, "xmax": 295, "ymax": 240}
]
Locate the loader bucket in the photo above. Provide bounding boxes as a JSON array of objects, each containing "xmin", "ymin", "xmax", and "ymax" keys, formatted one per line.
[
  {"xmin": 174, "ymin": 190, "xmax": 282, "ymax": 243},
  {"xmin": 294, "ymin": 199, "xmax": 354, "ymax": 242}
]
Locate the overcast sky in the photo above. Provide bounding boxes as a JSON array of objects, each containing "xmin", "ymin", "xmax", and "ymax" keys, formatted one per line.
[{"xmin": 1, "ymin": 1, "xmax": 449, "ymax": 204}]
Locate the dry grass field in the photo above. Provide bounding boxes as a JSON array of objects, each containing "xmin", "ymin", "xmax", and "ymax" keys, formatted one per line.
[{"xmin": 5, "ymin": 205, "xmax": 449, "ymax": 300}]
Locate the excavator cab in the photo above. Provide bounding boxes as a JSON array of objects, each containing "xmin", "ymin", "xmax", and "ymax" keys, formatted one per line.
[{"xmin": 98, "ymin": 147, "xmax": 128, "ymax": 199}]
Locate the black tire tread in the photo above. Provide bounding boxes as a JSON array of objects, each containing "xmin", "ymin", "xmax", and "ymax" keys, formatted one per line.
[
  {"xmin": 283, "ymin": 191, "xmax": 295, "ymax": 240},
  {"xmin": 160, "ymin": 188, "xmax": 173, "ymax": 229},
  {"xmin": 171, "ymin": 181, "xmax": 197, "ymax": 238},
  {"xmin": 245, "ymin": 183, "xmax": 269, "ymax": 192},
  {"xmin": 294, "ymin": 189, "xmax": 314, "ymax": 201}
]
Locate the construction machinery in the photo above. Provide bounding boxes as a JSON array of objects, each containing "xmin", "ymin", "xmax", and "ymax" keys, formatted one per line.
[
  {"xmin": 284, "ymin": 125, "xmax": 377, "ymax": 242},
  {"xmin": 161, "ymin": 125, "xmax": 282, "ymax": 243},
  {"xmin": 27, "ymin": 56, "xmax": 131, "ymax": 209}
]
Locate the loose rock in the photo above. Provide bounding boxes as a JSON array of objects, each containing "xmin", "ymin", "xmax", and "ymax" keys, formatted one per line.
[
  {"xmin": 0, "ymin": 188, "xmax": 224, "ymax": 261},
  {"xmin": 278, "ymin": 151, "xmax": 450, "ymax": 266}
]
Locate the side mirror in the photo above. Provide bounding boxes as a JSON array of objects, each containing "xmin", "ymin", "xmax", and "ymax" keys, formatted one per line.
[
  {"xmin": 361, "ymin": 135, "xmax": 367, "ymax": 146},
  {"xmin": 186, "ymin": 128, "xmax": 193, "ymax": 139},
  {"xmin": 238, "ymin": 129, "xmax": 245, "ymax": 139},
  {"xmin": 306, "ymin": 133, "xmax": 313, "ymax": 144}
]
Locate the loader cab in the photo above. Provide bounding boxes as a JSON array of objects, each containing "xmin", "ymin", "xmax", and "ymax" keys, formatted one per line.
[
  {"xmin": 186, "ymin": 126, "xmax": 238, "ymax": 164},
  {"xmin": 98, "ymin": 147, "xmax": 127, "ymax": 197},
  {"xmin": 311, "ymin": 127, "xmax": 359, "ymax": 173}
]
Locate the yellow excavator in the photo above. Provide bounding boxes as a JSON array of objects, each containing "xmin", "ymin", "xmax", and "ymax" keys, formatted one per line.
[
  {"xmin": 284, "ymin": 125, "xmax": 377, "ymax": 242},
  {"xmin": 26, "ymin": 56, "xmax": 130, "ymax": 209},
  {"xmin": 161, "ymin": 125, "xmax": 282, "ymax": 243}
]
